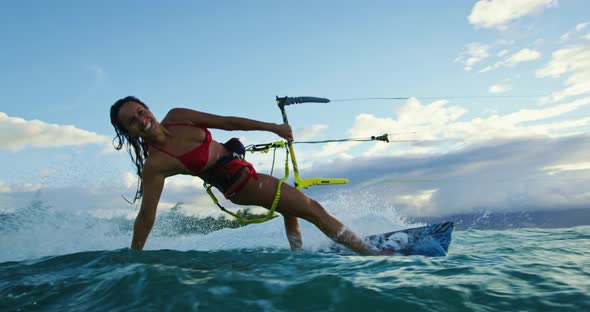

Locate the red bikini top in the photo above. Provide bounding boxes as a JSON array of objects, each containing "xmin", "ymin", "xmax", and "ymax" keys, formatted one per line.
[{"xmin": 150, "ymin": 123, "xmax": 212, "ymax": 173}]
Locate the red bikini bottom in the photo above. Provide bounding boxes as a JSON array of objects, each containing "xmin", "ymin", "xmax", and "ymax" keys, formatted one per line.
[{"xmin": 204, "ymin": 158, "xmax": 258, "ymax": 199}]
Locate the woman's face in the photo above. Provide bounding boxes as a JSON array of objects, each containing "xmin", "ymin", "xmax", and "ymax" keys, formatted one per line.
[{"xmin": 117, "ymin": 101, "xmax": 159, "ymax": 138}]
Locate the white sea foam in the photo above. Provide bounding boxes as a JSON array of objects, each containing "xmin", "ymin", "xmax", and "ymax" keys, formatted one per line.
[{"xmin": 0, "ymin": 187, "xmax": 419, "ymax": 262}]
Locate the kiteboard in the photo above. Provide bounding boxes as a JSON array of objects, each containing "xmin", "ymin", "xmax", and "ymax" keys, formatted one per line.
[{"xmin": 326, "ymin": 221, "xmax": 455, "ymax": 257}]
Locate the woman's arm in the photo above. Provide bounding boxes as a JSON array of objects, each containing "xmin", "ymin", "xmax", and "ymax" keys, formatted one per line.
[
  {"xmin": 284, "ymin": 216, "xmax": 302, "ymax": 251},
  {"xmin": 165, "ymin": 108, "xmax": 293, "ymax": 141},
  {"xmin": 131, "ymin": 166, "xmax": 166, "ymax": 250}
]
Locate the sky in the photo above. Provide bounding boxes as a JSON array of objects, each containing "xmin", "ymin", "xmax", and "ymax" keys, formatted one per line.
[{"xmin": 1, "ymin": 0, "xmax": 589, "ymax": 222}]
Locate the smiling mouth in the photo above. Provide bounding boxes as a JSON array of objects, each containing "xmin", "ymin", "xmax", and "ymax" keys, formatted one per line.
[{"xmin": 144, "ymin": 121, "xmax": 153, "ymax": 132}]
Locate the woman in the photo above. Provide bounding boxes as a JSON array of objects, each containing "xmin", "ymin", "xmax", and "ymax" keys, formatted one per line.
[{"xmin": 110, "ymin": 96, "xmax": 381, "ymax": 255}]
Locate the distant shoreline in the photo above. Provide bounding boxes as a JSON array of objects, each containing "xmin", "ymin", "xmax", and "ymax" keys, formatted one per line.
[{"xmin": 409, "ymin": 207, "xmax": 590, "ymax": 231}]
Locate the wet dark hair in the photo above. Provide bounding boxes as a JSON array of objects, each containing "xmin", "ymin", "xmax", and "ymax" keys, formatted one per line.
[{"xmin": 110, "ymin": 96, "xmax": 150, "ymax": 203}]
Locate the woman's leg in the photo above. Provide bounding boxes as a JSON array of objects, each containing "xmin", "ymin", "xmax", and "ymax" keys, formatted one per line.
[{"xmin": 231, "ymin": 172, "xmax": 379, "ymax": 255}]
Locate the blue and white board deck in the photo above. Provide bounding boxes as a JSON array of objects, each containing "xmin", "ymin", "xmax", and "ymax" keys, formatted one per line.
[{"xmin": 326, "ymin": 221, "xmax": 455, "ymax": 257}]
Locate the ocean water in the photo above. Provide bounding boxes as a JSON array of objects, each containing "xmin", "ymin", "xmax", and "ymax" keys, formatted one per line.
[{"xmin": 1, "ymin": 196, "xmax": 589, "ymax": 311}]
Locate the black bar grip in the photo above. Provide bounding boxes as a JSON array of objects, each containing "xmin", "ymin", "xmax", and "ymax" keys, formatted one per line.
[{"xmin": 276, "ymin": 96, "xmax": 330, "ymax": 108}]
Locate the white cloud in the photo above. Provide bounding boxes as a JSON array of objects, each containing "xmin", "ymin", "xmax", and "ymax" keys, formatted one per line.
[
  {"xmin": 0, "ymin": 180, "xmax": 47, "ymax": 193},
  {"xmin": 123, "ymin": 172, "xmax": 137, "ymax": 189},
  {"xmin": 480, "ymin": 64, "xmax": 498, "ymax": 73},
  {"xmin": 537, "ymin": 98, "xmax": 590, "ymax": 119},
  {"xmin": 536, "ymin": 46, "xmax": 589, "ymax": 77},
  {"xmin": 395, "ymin": 189, "xmax": 437, "ymax": 213},
  {"xmin": 0, "ymin": 181, "xmax": 11, "ymax": 193},
  {"xmin": 350, "ymin": 113, "xmax": 398, "ymax": 137},
  {"xmin": 458, "ymin": 97, "xmax": 590, "ymax": 139},
  {"xmin": 560, "ymin": 32, "xmax": 573, "ymax": 42},
  {"xmin": 318, "ymin": 101, "xmax": 466, "ymax": 158},
  {"xmin": 454, "ymin": 43, "xmax": 490, "ymax": 71},
  {"xmin": 164, "ymin": 175, "xmax": 204, "ymax": 192},
  {"xmin": 561, "ymin": 21, "xmax": 590, "ymax": 42},
  {"xmin": 309, "ymin": 134, "xmax": 590, "ymax": 217},
  {"xmin": 429, "ymin": 96, "xmax": 589, "ymax": 140},
  {"xmin": 468, "ymin": 0, "xmax": 559, "ymax": 30},
  {"xmin": 506, "ymin": 48, "xmax": 541, "ymax": 64},
  {"xmin": 480, "ymin": 48, "xmax": 541, "ymax": 73},
  {"xmin": 536, "ymin": 45, "xmax": 590, "ymax": 102},
  {"xmin": 395, "ymin": 99, "xmax": 467, "ymax": 144},
  {"xmin": 313, "ymin": 99, "xmax": 467, "ymax": 158},
  {"xmin": 576, "ymin": 22, "xmax": 590, "ymax": 32},
  {"xmin": 542, "ymin": 162, "xmax": 590, "ymax": 175},
  {"xmin": 316, "ymin": 141, "xmax": 360, "ymax": 158},
  {"xmin": 316, "ymin": 113, "xmax": 396, "ymax": 157},
  {"xmin": 489, "ymin": 84, "xmax": 511, "ymax": 93},
  {"xmin": 324, "ymin": 96, "xmax": 590, "ymax": 159},
  {"xmin": 362, "ymin": 141, "xmax": 393, "ymax": 157},
  {"xmin": 0, "ymin": 112, "xmax": 110, "ymax": 150},
  {"xmin": 295, "ymin": 124, "xmax": 328, "ymax": 141}
]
